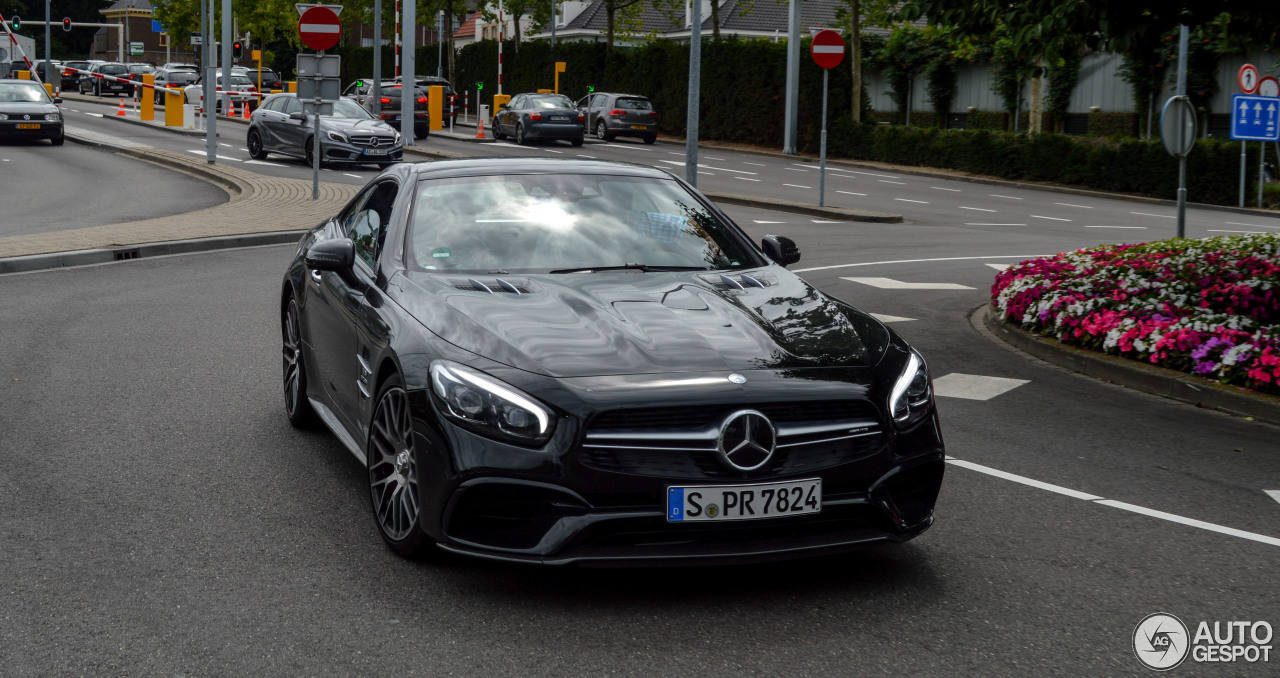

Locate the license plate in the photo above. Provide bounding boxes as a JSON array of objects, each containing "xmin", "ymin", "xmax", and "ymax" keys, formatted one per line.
[
  {"xmin": 16, "ymin": 123, "xmax": 40, "ymax": 129},
  {"xmin": 667, "ymin": 478, "xmax": 821, "ymax": 522},
  {"xmin": 362, "ymin": 148, "xmax": 387, "ymax": 156},
  {"xmin": 394, "ymin": 115, "xmax": 401, "ymax": 120},
  {"xmin": 551, "ymin": 115, "xmax": 569, "ymax": 121},
  {"xmin": 631, "ymin": 124, "xmax": 648, "ymax": 130}
]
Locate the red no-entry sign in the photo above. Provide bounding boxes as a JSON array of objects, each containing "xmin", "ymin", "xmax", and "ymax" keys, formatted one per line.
[
  {"xmin": 811, "ymin": 29, "xmax": 845, "ymax": 70},
  {"xmin": 298, "ymin": 6, "xmax": 341, "ymax": 51}
]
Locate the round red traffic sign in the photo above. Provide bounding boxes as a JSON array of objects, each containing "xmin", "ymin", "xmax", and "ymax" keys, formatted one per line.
[
  {"xmin": 810, "ymin": 29, "xmax": 845, "ymax": 70},
  {"xmin": 298, "ymin": 6, "xmax": 341, "ymax": 51},
  {"xmin": 1239, "ymin": 63, "xmax": 1259, "ymax": 94}
]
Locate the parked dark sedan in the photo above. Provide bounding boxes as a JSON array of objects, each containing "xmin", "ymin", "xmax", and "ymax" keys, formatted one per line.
[
  {"xmin": 248, "ymin": 92, "xmax": 402, "ymax": 167},
  {"xmin": 0, "ymin": 79, "xmax": 63, "ymax": 145},
  {"xmin": 79, "ymin": 62, "xmax": 131, "ymax": 97},
  {"xmin": 344, "ymin": 81, "xmax": 430, "ymax": 139},
  {"xmin": 279, "ymin": 158, "xmax": 944, "ymax": 566},
  {"xmin": 493, "ymin": 93, "xmax": 585, "ymax": 146},
  {"xmin": 578, "ymin": 91, "xmax": 659, "ymax": 143}
]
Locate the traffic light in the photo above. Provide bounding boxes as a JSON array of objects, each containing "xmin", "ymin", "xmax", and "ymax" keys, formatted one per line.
[
  {"xmin": 476, "ymin": 81, "xmax": 483, "ymax": 91},
  {"xmin": 10, "ymin": 15, "xmax": 19, "ymax": 31},
  {"xmin": 62, "ymin": 17, "xmax": 71, "ymax": 32},
  {"xmin": 232, "ymin": 41, "xmax": 243, "ymax": 59},
  {"xmin": 587, "ymin": 85, "xmax": 595, "ymax": 93}
]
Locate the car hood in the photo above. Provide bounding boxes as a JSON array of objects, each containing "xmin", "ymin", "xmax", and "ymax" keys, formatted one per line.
[
  {"xmin": 324, "ymin": 118, "xmax": 397, "ymax": 133},
  {"xmin": 0, "ymin": 102, "xmax": 57, "ymax": 115},
  {"xmin": 394, "ymin": 268, "xmax": 889, "ymax": 378}
]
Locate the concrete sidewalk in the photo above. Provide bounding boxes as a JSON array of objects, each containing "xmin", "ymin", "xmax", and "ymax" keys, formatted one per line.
[{"xmin": 0, "ymin": 128, "xmax": 360, "ymax": 270}]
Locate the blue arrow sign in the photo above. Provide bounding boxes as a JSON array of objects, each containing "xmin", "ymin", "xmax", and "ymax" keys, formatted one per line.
[
  {"xmin": 1231, "ymin": 94, "xmax": 1279, "ymax": 141},
  {"xmin": 152, "ymin": 19, "xmax": 163, "ymax": 33}
]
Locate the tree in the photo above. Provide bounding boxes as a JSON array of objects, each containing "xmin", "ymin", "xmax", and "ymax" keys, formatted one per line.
[
  {"xmin": 832, "ymin": 0, "xmax": 894, "ymax": 123},
  {"xmin": 601, "ymin": 0, "xmax": 647, "ymax": 51}
]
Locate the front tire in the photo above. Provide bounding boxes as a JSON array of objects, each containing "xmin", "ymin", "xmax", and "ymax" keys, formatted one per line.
[
  {"xmin": 50, "ymin": 133, "xmax": 65, "ymax": 146},
  {"xmin": 571, "ymin": 136, "xmax": 584, "ymax": 147},
  {"xmin": 643, "ymin": 134, "xmax": 657, "ymax": 145},
  {"xmin": 305, "ymin": 138, "xmax": 319, "ymax": 167},
  {"xmin": 515, "ymin": 123, "xmax": 527, "ymax": 145},
  {"xmin": 282, "ymin": 297, "xmax": 319, "ymax": 429},
  {"xmin": 368, "ymin": 375, "xmax": 435, "ymax": 558},
  {"xmin": 247, "ymin": 130, "xmax": 268, "ymax": 160},
  {"xmin": 492, "ymin": 119, "xmax": 505, "ymax": 140}
]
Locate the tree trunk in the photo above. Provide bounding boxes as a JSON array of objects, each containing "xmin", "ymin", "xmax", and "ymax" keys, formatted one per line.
[
  {"xmin": 710, "ymin": 0, "xmax": 720, "ymax": 41},
  {"xmin": 513, "ymin": 10, "xmax": 522, "ymax": 53},
  {"xmin": 1029, "ymin": 58, "xmax": 1044, "ymax": 134},
  {"xmin": 446, "ymin": 2, "xmax": 455, "ymax": 87},
  {"xmin": 851, "ymin": 0, "xmax": 861, "ymax": 123},
  {"xmin": 606, "ymin": 4, "xmax": 614, "ymax": 51}
]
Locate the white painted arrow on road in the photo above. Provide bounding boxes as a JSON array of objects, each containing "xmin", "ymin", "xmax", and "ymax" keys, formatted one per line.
[
  {"xmin": 841, "ymin": 277, "xmax": 975, "ymax": 290},
  {"xmin": 1266, "ymin": 490, "xmax": 1280, "ymax": 506}
]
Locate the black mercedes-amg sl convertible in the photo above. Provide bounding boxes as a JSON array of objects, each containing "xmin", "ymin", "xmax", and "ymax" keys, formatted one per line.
[{"xmin": 280, "ymin": 158, "xmax": 944, "ymax": 566}]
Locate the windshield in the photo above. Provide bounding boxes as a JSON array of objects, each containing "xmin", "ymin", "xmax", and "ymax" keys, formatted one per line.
[
  {"xmin": 0, "ymin": 82, "xmax": 51, "ymax": 103},
  {"xmin": 227, "ymin": 75, "xmax": 253, "ymax": 87},
  {"xmin": 407, "ymin": 174, "xmax": 757, "ymax": 273},
  {"xmin": 529, "ymin": 95, "xmax": 573, "ymax": 110},
  {"xmin": 324, "ymin": 98, "xmax": 373, "ymax": 119}
]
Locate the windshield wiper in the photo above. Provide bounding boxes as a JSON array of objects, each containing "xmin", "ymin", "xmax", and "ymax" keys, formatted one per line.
[{"xmin": 548, "ymin": 263, "xmax": 709, "ymax": 274}]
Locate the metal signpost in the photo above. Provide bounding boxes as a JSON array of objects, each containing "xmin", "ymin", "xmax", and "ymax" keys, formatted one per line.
[
  {"xmin": 297, "ymin": 5, "xmax": 343, "ymax": 199},
  {"xmin": 684, "ymin": 0, "xmax": 700, "ymax": 186},
  {"xmin": 1231, "ymin": 94, "xmax": 1279, "ymax": 208},
  {"xmin": 1160, "ymin": 95, "xmax": 1195, "ymax": 238},
  {"xmin": 810, "ymin": 29, "xmax": 845, "ymax": 207}
]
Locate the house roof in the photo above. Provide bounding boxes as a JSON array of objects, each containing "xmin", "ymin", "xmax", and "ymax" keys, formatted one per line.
[
  {"xmin": 102, "ymin": 0, "xmax": 153, "ymax": 11},
  {"xmin": 562, "ymin": 1, "xmax": 682, "ymax": 33},
  {"xmin": 453, "ymin": 10, "xmax": 481, "ymax": 39}
]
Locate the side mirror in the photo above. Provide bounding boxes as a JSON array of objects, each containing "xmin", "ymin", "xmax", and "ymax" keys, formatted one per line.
[
  {"xmin": 497, "ymin": 103, "xmax": 506, "ymax": 110},
  {"xmin": 305, "ymin": 238, "xmax": 355, "ymax": 272},
  {"xmin": 761, "ymin": 235, "xmax": 801, "ymax": 267},
  {"xmin": 288, "ymin": 111, "xmax": 306, "ymax": 121},
  {"xmin": 53, "ymin": 97, "xmax": 62, "ymax": 104}
]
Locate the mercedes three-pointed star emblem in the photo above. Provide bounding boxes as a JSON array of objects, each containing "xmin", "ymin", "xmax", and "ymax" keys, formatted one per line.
[{"xmin": 716, "ymin": 409, "xmax": 776, "ymax": 471}]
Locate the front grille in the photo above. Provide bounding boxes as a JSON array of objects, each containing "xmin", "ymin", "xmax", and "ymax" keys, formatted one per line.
[
  {"xmin": 580, "ymin": 401, "xmax": 885, "ymax": 479},
  {"xmin": 349, "ymin": 134, "xmax": 396, "ymax": 148}
]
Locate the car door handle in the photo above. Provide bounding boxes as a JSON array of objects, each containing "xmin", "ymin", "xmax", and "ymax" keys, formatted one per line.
[{"xmin": 310, "ymin": 270, "xmax": 322, "ymax": 284}]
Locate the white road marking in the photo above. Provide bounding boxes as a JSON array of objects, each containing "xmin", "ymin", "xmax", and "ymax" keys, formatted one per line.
[
  {"xmin": 67, "ymin": 108, "xmax": 79, "ymax": 112},
  {"xmin": 343, "ymin": 173, "xmax": 361, "ymax": 178},
  {"xmin": 706, "ymin": 156, "xmax": 725, "ymax": 161},
  {"xmin": 1053, "ymin": 202, "xmax": 1093, "ymax": 208},
  {"xmin": 543, "ymin": 149, "xmax": 564, "ymax": 154},
  {"xmin": 895, "ymin": 198, "xmax": 929, "ymax": 204},
  {"xmin": 752, "ymin": 220, "xmax": 786, "ymax": 224},
  {"xmin": 1131, "ymin": 211, "xmax": 1175, "ymax": 219},
  {"xmin": 699, "ymin": 171, "xmax": 713, "ymax": 176},
  {"xmin": 870, "ymin": 313, "xmax": 915, "ymax": 323},
  {"xmin": 1208, "ymin": 229, "xmax": 1265, "ymax": 234},
  {"xmin": 244, "ymin": 159, "xmax": 286, "ymax": 167},
  {"xmin": 950, "ymin": 459, "xmax": 1280, "ymax": 547},
  {"xmin": 931, "ymin": 186, "xmax": 961, "ymax": 192},
  {"xmin": 811, "ymin": 220, "xmax": 847, "ymax": 224},
  {"xmin": 959, "ymin": 206, "xmax": 996, "ymax": 212},
  {"xmin": 1085, "ymin": 225, "xmax": 1147, "ymax": 229},
  {"xmin": 795, "ymin": 254, "xmax": 1045, "ymax": 274},
  {"xmin": 219, "ymin": 142, "xmax": 233, "ymax": 147},
  {"xmin": 1265, "ymin": 490, "xmax": 1280, "ymax": 506},
  {"xmin": 840, "ymin": 277, "xmax": 975, "ymax": 290},
  {"xmin": 783, "ymin": 183, "xmax": 811, "ymax": 189},
  {"xmin": 828, "ymin": 168, "xmax": 899, "ymax": 179},
  {"xmin": 668, "ymin": 151, "xmax": 682, "ymax": 155},
  {"xmin": 85, "ymin": 112, "xmax": 103, "ymax": 117},
  {"xmin": 184, "ymin": 150, "xmax": 241, "ymax": 161},
  {"xmin": 785, "ymin": 167, "xmax": 808, "ymax": 172},
  {"xmin": 837, "ymin": 190, "xmax": 867, "ymax": 196},
  {"xmin": 576, "ymin": 154, "xmax": 596, "ymax": 158},
  {"xmin": 608, "ymin": 145, "xmax": 653, "ymax": 152},
  {"xmin": 735, "ymin": 177, "xmax": 761, "ymax": 182},
  {"xmin": 240, "ymin": 148, "xmax": 249, "ymax": 153},
  {"xmin": 1031, "ymin": 215, "xmax": 1072, "ymax": 222},
  {"xmin": 743, "ymin": 161, "xmax": 766, "ymax": 166},
  {"xmin": 1225, "ymin": 221, "xmax": 1280, "ymax": 229},
  {"xmin": 947, "ymin": 459, "xmax": 1102, "ymax": 501},
  {"xmin": 986, "ymin": 263, "xmax": 1011, "ymax": 271},
  {"xmin": 933, "ymin": 373, "xmax": 1029, "ymax": 400},
  {"xmin": 990, "ymin": 194, "xmax": 1022, "ymax": 200},
  {"xmin": 965, "ymin": 223, "xmax": 1027, "ymax": 226},
  {"xmin": 878, "ymin": 180, "xmax": 906, "ymax": 185},
  {"xmin": 658, "ymin": 160, "xmax": 757, "ymax": 174}
]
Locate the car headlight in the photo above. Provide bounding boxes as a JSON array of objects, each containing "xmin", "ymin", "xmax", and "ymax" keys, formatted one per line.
[
  {"xmin": 430, "ymin": 361, "xmax": 555, "ymax": 446},
  {"xmin": 326, "ymin": 130, "xmax": 348, "ymax": 143},
  {"xmin": 0, "ymin": 114, "xmax": 8, "ymax": 120},
  {"xmin": 393, "ymin": 131, "xmax": 402, "ymax": 144},
  {"xmin": 889, "ymin": 350, "xmax": 932, "ymax": 427},
  {"xmin": 44, "ymin": 112, "xmax": 61, "ymax": 121}
]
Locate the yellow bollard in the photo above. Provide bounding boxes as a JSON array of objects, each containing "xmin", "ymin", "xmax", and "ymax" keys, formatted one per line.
[
  {"xmin": 164, "ymin": 89, "xmax": 184, "ymax": 127},
  {"xmin": 428, "ymin": 85, "xmax": 443, "ymax": 131},
  {"xmin": 17, "ymin": 70, "xmax": 29, "ymax": 80},
  {"xmin": 287, "ymin": 81, "xmax": 297, "ymax": 93},
  {"xmin": 536, "ymin": 89, "xmax": 552, "ymax": 94},
  {"xmin": 44, "ymin": 83, "xmax": 54, "ymax": 98},
  {"xmin": 493, "ymin": 93, "xmax": 511, "ymax": 116},
  {"xmin": 554, "ymin": 61, "xmax": 566, "ymax": 94},
  {"xmin": 141, "ymin": 74, "xmax": 155, "ymax": 121}
]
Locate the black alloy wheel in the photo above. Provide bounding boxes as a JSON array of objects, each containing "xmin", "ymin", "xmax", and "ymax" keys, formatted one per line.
[
  {"xmin": 247, "ymin": 130, "xmax": 267, "ymax": 160},
  {"xmin": 368, "ymin": 375, "xmax": 434, "ymax": 557},
  {"xmin": 282, "ymin": 298, "xmax": 318, "ymax": 428},
  {"xmin": 596, "ymin": 120, "xmax": 613, "ymax": 141},
  {"xmin": 515, "ymin": 123, "xmax": 527, "ymax": 145}
]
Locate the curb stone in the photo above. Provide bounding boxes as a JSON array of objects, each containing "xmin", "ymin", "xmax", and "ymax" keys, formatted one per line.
[{"xmin": 977, "ymin": 304, "xmax": 1280, "ymax": 428}]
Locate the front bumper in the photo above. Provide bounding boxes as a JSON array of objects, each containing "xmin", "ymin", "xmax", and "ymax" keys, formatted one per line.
[
  {"xmin": 408, "ymin": 383, "xmax": 945, "ymax": 566},
  {"xmin": 321, "ymin": 138, "xmax": 404, "ymax": 164},
  {"xmin": 0, "ymin": 120, "xmax": 63, "ymax": 140}
]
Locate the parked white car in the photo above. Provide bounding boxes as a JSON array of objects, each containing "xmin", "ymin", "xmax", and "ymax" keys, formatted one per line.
[{"xmin": 182, "ymin": 72, "xmax": 259, "ymax": 112}]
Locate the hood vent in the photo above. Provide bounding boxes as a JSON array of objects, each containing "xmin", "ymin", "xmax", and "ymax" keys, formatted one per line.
[
  {"xmin": 704, "ymin": 272, "xmax": 773, "ymax": 292},
  {"xmin": 450, "ymin": 278, "xmax": 530, "ymax": 294}
]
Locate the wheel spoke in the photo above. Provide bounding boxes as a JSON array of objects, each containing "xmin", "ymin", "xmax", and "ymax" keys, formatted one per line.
[{"xmin": 369, "ymin": 385, "xmax": 421, "ymax": 542}]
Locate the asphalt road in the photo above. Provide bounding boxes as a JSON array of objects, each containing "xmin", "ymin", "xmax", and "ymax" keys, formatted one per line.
[
  {"xmin": 2, "ymin": 114, "xmax": 1277, "ymax": 676},
  {"xmin": 0, "ymin": 137, "xmax": 226, "ymax": 237}
]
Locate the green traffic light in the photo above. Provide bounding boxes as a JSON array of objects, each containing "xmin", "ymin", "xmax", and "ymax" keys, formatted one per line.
[
  {"xmin": 477, "ymin": 82, "xmax": 484, "ymax": 90},
  {"xmin": 11, "ymin": 16, "xmax": 20, "ymax": 31},
  {"xmin": 587, "ymin": 85, "xmax": 595, "ymax": 93}
]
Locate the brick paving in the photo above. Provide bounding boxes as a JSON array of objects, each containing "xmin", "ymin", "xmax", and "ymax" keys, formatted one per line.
[{"xmin": 0, "ymin": 130, "xmax": 360, "ymax": 259}]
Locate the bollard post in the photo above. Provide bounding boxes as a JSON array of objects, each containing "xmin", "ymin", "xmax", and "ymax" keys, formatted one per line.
[{"xmin": 141, "ymin": 74, "xmax": 155, "ymax": 121}]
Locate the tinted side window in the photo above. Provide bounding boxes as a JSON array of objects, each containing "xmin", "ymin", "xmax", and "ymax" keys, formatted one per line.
[
  {"xmin": 348, "ymin": 181, "xmax": 400, "ymax": 269},
  {"xmin": 283, "ymin": 97, "xmax": 303, "ymax": 115},
  {"xmin": 591, "ymin": 94, "xmax": 606, "ymax": 108}
]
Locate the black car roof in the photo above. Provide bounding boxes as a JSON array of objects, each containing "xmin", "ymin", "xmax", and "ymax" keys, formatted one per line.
[{"xmin": 410, "ymin": 158, "xmax": 675, "ymax": 180}]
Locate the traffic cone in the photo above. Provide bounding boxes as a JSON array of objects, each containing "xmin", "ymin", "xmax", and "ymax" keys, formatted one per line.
[
  {"xmin": 227, "ymin": 98, "xmax": 237, "ymax": 118},
  {"xmin": 116, "ymin": 98, "xmax": 126, "ymax": 116},
  {"xmin": 243, "ymin": 99, "xmax": 251, "ymax": 119},
  {"xmin": 475, "ymin": 117, "xmax": 486, "ymax": 139}
]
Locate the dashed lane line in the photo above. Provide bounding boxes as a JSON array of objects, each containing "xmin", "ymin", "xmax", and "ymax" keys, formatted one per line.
[
  {"xmin": 895, "ymin": 198, "xmax": 929, "ymax": 203},
  {"xmin": 959, "ymin": 206, "xmax": 996, "ymax": 212},
  {"xmin": 1053, "ymin": 202, "xmax": 1093, "ymax": 208},
  {"xmin": 793, "ymin": 254, "xmax": 1047, "ymax": 274},
  {"xmin": 743, "ymin": 161, "xmax": 766, "ymax": 166},
  {"xmin": 990, "ymin": 194, "xmax": 1022, "ymax": 200},
  {"xmin": 931, "ymin": 186, "xmax": 961, "ymax": 192},
  {"xmin": 184, "ymin": 149, "xmax": 240, "ymax": 162},
  {"xmin": 1208, "ymin": 229, "xmax": 1265, "ymax": 234},
  {"xmin": 1086, "ymin": 225, "xmax": 1147, "ymax": 229},
  {"xmin": 837, "ymin": 190, "xmax": 867, "ymax": 196},
  {"xmin": 811, "ymin": 220, "xmax": 848, "ymax": 224},
  {"xmin": 840, "ymin": 277, "xmax": 975, "ymax": 290},
  {"xmin": 785, "ymin": 167, "xmax": 809, "ymax": 172},
  {"xmin": 343, "ymin": 173, "xmax": 361, "ymax": 178},
  {"xmin": 752, "ymin": 220, "xmax": 786, "ymax": 224},
  {"xmin": 822, "ymin": 167, "xmax": 899, "ymax": 179},
  {"xmin": 657, "ymin": 160, "xmax": 758, "ymax": 174},
  {"xmin": 576, "ymin": 154, "xmax": 596, "ymax": 158},
  {"xmin": 735, "ymin": 177, "xmax": 761, "ymax": 182},
  {"xmin": 965, "ymin": 223, "xmax": 1027, "ymax": 226},
  {"xmin": 1226, "ymin": 221, "xmax": 1280, "ymax": 230},
  {"xmin": 878, "ymin": 180, "xmax": 906, "ymax": 185},
  {"xmin": 1131, "ymin": 211, "xmax": 1175, "ymax": 219},
  {"xmin": 1031, "ymin": 215, "xmax": 1072, "ymax": 221},
  {"xmin": 783, "ymin": 183, "xmax": 811, "ymax": 189}
]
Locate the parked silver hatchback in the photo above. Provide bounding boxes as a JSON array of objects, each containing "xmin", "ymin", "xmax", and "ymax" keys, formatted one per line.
[{"xmin": 577, "ymin": 92, "xmax": 659, "ymax": 144}]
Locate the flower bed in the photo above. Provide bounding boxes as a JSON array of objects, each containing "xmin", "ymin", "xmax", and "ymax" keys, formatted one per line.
[{"xmin": 991, "ymin": 234, "xmax": 1280, "ymax": 395}]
